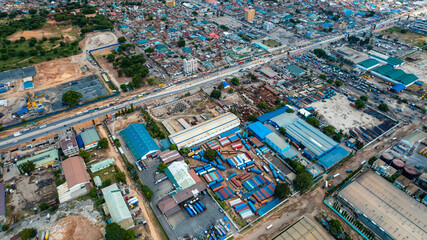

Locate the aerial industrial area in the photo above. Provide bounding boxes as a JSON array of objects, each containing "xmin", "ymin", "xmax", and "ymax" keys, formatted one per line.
[{"xmin": 0, "ymin": 0, "xmax": 427, "ymax": 240}]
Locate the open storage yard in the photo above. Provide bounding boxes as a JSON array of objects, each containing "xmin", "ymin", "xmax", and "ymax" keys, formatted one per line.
[{"xmin": 310, "ymin": 93, "xmax": 381, "ymax": 132}]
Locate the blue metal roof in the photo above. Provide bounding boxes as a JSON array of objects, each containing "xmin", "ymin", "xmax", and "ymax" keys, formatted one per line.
[
  {"xmin": 391, "ymin": 84, "xmax": 406, "ymax": 93},
  {"xmin": 23, "ymin": 81, "xmax": 34, "ymax": 89},
  {"xmin": 219, "ymin": 127, "xmax": 240, "ymax": 138},
  {"xmin": 120, "ymin": 124, "xmax": 159, "ymax": 160},
  {"xmin": 317, "ymin": 146, "xmax": 349, "ymax": 170},
  {"xmin": 76, "ymin": 135, "xmax": 84, "ymax": 148},
  {"xmin": 16, "ymin": 108, "xmax": 29, "ymax": 115},
  {"xmin": 248, "ymin": 122, "xmax": 272, "ymax": 141},
  {"xmin": 257, "ymin": 106, "xmax": 290, "ymax": 123},
  {"xmin": 270, "ymin": 113, "xmax": 337, "ymax": 157}
]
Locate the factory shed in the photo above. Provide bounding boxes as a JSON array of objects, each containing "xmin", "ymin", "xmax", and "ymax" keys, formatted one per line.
[
  {"xmin": 102, "ymin": 184, "xmax": 134, "ymax": 230},
  {"xmin": 285, "ymin": 64, "xmax": 306, "ymax": 76},
  {"xmin": 273, "ymin": 216, "xmax": 331, "ymax": 240},
  {"xmin": 158, "ymin": 196, "xmax": 181, "ymax": 217},
  {"xmin": 58, "ymin": 156, "xmax": 91, "ymax": 203},
  {"xmin": 260, "ymin": 67, "xmax": 278, "ymax": 78},
  {"xmin": 164, "ymin": 161, "xmax": 196, "ymax": 191},
  {"xmin": 317, "ymin": 146, "xmax": 349, "ymax": 170},
  {"xmin": 169, "ymin": 113, "xmax": 240, "ymax": 149},
  {"xmin": 257, "ymin": 106, "xmax": 291, "ymax": 123},
  {"xmin": 356, "ymin": 59, "xmax": 379, "ymax": 71},
  {"xmin": 265, "ymin": 133, "xmax": 298, "ymax": 159},
  {"xmin": 120, "ymin": 124, "xmax": 160, "ymax": 160},
  {"xmin": 79, "ymin": 128, "xmax": 101, "ymax": 150},
  {"xmin": 0, "ymin": 66, "xmax": 36, "ymax": 85},
  {"xmin": 248, "ymin": 122, "xmax": 272, "ymax": 141},
  {"xmin": 371, "ymin": 65, "xmax": 418, "ymax": 86},
  {"xmin": 391, "ymin": 83, "xmax": 406, "ymax": 93},
  {"xmin": 269, "ymin": 113, "xmax": 337, "ymax": 158},
  {"xmin": 17, "ymin": 148, "xmax": 59, "ymax": 169},
  {"xmin": 89, "ymin": 158, "xmax": 115, "ymax": 173},
  {"xmin": 369, "ymin": 51, "xmax": 404, "ymax": 67},
  {"xmin": 159, "ymin": 150, "xmax": 183, "ymax": 164}
]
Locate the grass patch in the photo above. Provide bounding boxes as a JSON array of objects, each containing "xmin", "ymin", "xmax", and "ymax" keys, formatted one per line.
[
  {"xmin": 90, "ymin": 165, "xmax": 118, "ymax": 184},
  {"xmin": 261, "ymin": 39, "xmax": 282, "ymax": 48}
]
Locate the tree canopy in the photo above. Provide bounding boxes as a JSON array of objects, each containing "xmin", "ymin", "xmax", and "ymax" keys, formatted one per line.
[
  {"xmin": 231, "ymin": 77, "xmax": 240, "ymax": 86},
  {"xmin": 305, "ymin": 117, "xmax": 320, "ymax": 127},
  {"xmin": 279, "ymin": 127, "xmax": 286, "ymax": 135},
  {"xmin": 62, "ymin": 90, "xmax": 83, "ymax": 106},
  {"xmin": 19, "ymin": 161, "xmax": 35, "ymax": 174},
  {"xmin": 378, "ymin": 103, "xmax": 389, "ymax": 112},
  {"xmin": 274, "ymin": 183, "xmax": 290, "ymax": 199},
  {"xmin": 157, "ymin": 163, "xmax": 167, "ymax": 172},
  {"xmin": 179, "ymin": 147, "xmax": 190, "ymax": 156},
  {"xmin": 360, "ymin": 95, "xmax": 368, "ymax": 102},
  {"xmin": 117, "ymin": 36, "xmax": 126, "ymax": 43},
  {"xmin": 329, "ymin": 219, "xmax": 343, "ymax": 235},
  {"xmin": 210, "ymin": 89, "xmax": 222, "ymax": 99},
  {"xmin": 355, "ymin": 99, "xmax": 365, "ymax": 109},
  {"xmin": 19, "ymin": 228, "xmax": 37, "ymax": 240},
  {"xmin": 204, "ymin": 149, "xmax": 217, "ymax": 161},
  {"xmin": 322, "ymin": 125, "xmax": 336, "ymax": 136},
  {"xmin": 293, "ymin": 172, "xmax": 313, "ymax": 193},
  {"xmin": 98, "ymin": 138, "xmax": 109, "ymax": 149},
  {"xmin": 105, "ymin": 223, "xmax": 135, "ymax": 240}
]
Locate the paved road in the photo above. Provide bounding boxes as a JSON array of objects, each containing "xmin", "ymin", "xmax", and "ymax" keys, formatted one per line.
[{"xmin": 2, "ymin": 7, "xmax": 426, "ymax": 150}]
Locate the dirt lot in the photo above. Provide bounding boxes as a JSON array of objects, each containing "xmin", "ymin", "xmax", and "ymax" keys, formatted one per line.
[
  {"xmin": 50, "ymin": 214, "xmax": 103, "ymax": 240},
  {"xmin": 380, "ymin": 27, "xmax": 427, "ymax": 48},
  {"xmin": 7, "ymin": 22, "xmax": 80, "ymax": 42},
  {"xmin": 5, "ymin": 169, "xmax": 57, "ymax": 223},
  {"xmin": 310, "ymin": 93, "xmax": 381, "ymax": 132},
  {"xmin": 95, "ymin": 55, "xmax": 132, "ymax": 85}
]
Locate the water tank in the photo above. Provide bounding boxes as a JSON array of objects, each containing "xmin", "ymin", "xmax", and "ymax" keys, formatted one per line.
[
  {"xmin": 380, "ymin": 153, "xmax": 394, "ymax": 164},
  {"xmin": 391, "ymin": 159, "xmax": 404, "ymax": 170},
  {"xmin": 403, "ymin": 166, "xmax": 418, "ymax": 179}
]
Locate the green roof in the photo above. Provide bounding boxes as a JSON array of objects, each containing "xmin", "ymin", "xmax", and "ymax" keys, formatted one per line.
[
  {"xmin": 80, "ymin": 128, "xmax": 100, "ymax": 146},
  {"xmin": 373, "ymin": 65, "xmax": 418, "ymax": 85},
  {"xmin": 89, "ymin": 158, "xmax": 115, "ymax": 173},
  {"xmin": 357, "ymin": 59, "xmax": 379, "ymax": 69},
  {"xmin": 102, "ymin": 184, "xmax": 132, "ymax": 224},
  {"xmin": 17, "ymin": 148, "xmax": 59, "ymax": 168},
  {"xmin": 164, "ymin": 162, "xmax": 195, "ymax": 191},
  {"xmin": 285, "ymin": 64, "xmax": 306, "ymax": 76},
  {"xmin": 386, "ymin": 57, "xmax": 404, "ymax": 66}
]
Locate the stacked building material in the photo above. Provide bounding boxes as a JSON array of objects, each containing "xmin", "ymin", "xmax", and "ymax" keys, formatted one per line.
[
  {"xmin": 252, "ymin": 183, "xmax": 275, "ymax": 204},
  {"xmin": 242, "ymin": 175, "xmax": 267, "ymax": 191}
]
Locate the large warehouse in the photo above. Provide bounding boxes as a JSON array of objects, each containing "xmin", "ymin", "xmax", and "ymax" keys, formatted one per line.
[
  {"xmin": 269, "ymin": 113, "xmax": 337, "ymax": 159},
  {"xmin": 169, "ymin": 113, "xmax": 240, "ymax": 149},
  {"xmin": 120, "ymin": 123, "xmax": 160, "ymax": 160},
  {"xmin": 273, "ymin": 216, "xmax": 331, "ymax": 240},
  {"xmin": 338, "ymin": 170, "xmax": 427, "ymax": 240}
]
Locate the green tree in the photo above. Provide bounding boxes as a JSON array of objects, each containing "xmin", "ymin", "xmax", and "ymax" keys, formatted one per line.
[
  {"xmin": 62, "ymin": 90, "xmax": 83, "ymax": 106},
  {"xmin": 19, "ymin": 161, "xmax": 35, "ymax": 174},
  {"xmin": 177, "ymin": 37, "xmax": 186, "ymax": 47},
  {"xmin": 107, "ymin": 53, "xmax": 115, "ymax": 62},
  {"xmin": 231, "ymin": 77, "xmax": 240, "ymax": 86},
  {"xmin": 39, "ymin": 202, "xmax": 50, "ymax": 211},
  {"xmin": 98, "ymin": 138, "xmax": 109, "ymax": 149},
  {"xmin": 157, "ymin": 163, "xmax": 167, "ymax": 172},
  {"xmin": 355, "ymin": 99, "xmax": 365, "ymax": 109},
  {"xmin": 19, "ymin": 228, "xmax": 37, "ymax": 240},
  {"xmin": 257, "ymin": 102, "xmax": 267, "ymax": 109},
  {"xmin": 115, "ymin": 172, "xmax": 127, "ymax": 183},
  {"xmin": 218, "ymin": 83, "xmax": 224, "ymax": 90},
  {"xmin": 368, "ymin": 156, "xmax": 377, "ymax": 165},
  {"xmin": 79, "ymin": 150, "xmax": 90, "ymax": 163},
  {"xmin": 169, "ymin": 144, "xmax": 178, "ymax": 150},
  {"xmin": 306, "ymin": 116, "xmax": 320, "ymax": 127},
  {"xmin": 335, "ymin": 80, "xmax": 343, "ymax": 87},
  {"xmin": 228, "ymin": 88, "xmax": 234, "ymax": 94},
  {"xmin": 322, "ymin": 125, "xmax": 336, "ymax": 136},
  {"xmin": 118, "ymin": 36, "xmax": 126, "ymax": 43},
  {"xmin": 294, "ymin": 172, "xmax": 313, "ymax": 193},
  {"xmin": 29, "ymin": 9, "xmax": 37, "ymax": 15},
  {"xmin": 204, "ymin": 149, "xmax": 217, "ymax": 161},
  {"xmin": 179, "ymin": 147, "xmax": 190, "ymax": 156},
  {"xmin": 360, "ymin": 95, "xmax": 368, "ymax": 102},
  {"xmin": 378, "ymin": 103, "xmax": 389, "ymax": 112},
  {"xmin": 274, "ymin": 183, "xmax": 290, "ymax": 199},
  {"xmin": 2, "ymin": 225, "xmax": 9, "ymax": 231},
  {"xmin": 329, "ymin": 219, "xmax": 343, "ymax": 235},
  {"xmin": 102, "ymin": 179, "xmax": 112, "ymax": 188},
  {"xmin": 313, "ymin": 48, "xmax": 327, "ymax": 58},
  {"xmin": 279, "ymin": 127, "xmax": 286, "ymax": 135},
  {"xmin": 89, "ymin": 186, "xmax": 97, "ymax": 198},
  {"xmin": 355, "ymin": 140, "xmax": 364, "ymax": 150},
  {"xmin": 141, "ymin": 185, "xmax": 153, "ymax": 201},
  {"xmin": 120, "ymin": 84, "xmax": 128, "ymax": 92},
  {"xmin": 367, "ymin": 45, "xmax": 373, "ymax": 50},
  {"xmin": 105, "ymin": 223, "xmax": 126, "ymax": 240},
  {"xmin": 327, "ymin": 78, "xmax": 334, "ymax": 84},
  {"xmin": 319, "ymin": 74, "xmax": 326, "ymax": 80},
  {"xmin": 248, "ymin": 114, "xmax": 258, "ymax": 122},
  {"xmin": 114, "ymin": 139, "xmax": 121, "ymax": 147},
  {"xmin": 286, "ymin": 108, "xmax": 294, "ymax": 113},
  {"xmin": 210, "ymin": 89, "xmax": 222, "ymax": 99}
]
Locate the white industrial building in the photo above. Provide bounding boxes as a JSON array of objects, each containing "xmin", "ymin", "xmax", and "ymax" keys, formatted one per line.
[{"xmin": 169, "ymin": 113, "xmax": 240, "ymax": 149}]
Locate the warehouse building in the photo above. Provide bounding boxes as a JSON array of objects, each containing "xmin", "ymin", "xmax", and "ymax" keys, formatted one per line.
[
  {"xmin": 159, "ymin": 150, "xmax": 183, "ymax": 165},
  {"xmin": 371, "ymin": 65, "xmax": 418, "ymax": 86},
  {"xmin": 57, "ymin": 156, "xmax": 92, "ymax": 203},
  {"xmin": 256, "ymin": 106, "xmax": 291, "ymax": 123},
  {"xmin": 356, "ymin": 58, "xmax": 380, "ymax": 71},
  {"xmin": 269, "ymin": 113, "xmax": 337, "ymax": 159},
  {"xmin": 102, "ymin": 183, "xmax": 134, "ymax": 230},
  {"xmin": 120, "ymin": 123, "xmax": 160, "ymax": 160},
  {"xmin": 158, "ymin": 162, "xmax": 206, "ymax": 216},
  {"xmin": 285, "ymin": 64, "xmax": 306, "ymax": 76},
  {"xmin": 89, "ymin": 158, "xmax": 115, "ymax": 173},
  {"xmin": 338, "ymin": 170, "xmax": 427, "ymax": 240},
  {"xmin": 77, "ymin": 127, "xmax": 101, "ymax": 150},
  {"xmin": 265, "ymin": 132, "xmax": 298, "ymax": 159},
  {"xmin": 273, "ymin": 216, "xmax": 331, "ymax": 240},
  {"xmin": 169, "ymin": 113, "xmax": 240, "ymax": 149},
  {"xmin": 369, "ymin": 50, "xmax": 404, "ymax": 67},
  {"xmin": 17, "ymin": 148, "xmax": 59, "ymax": 170},
  {"xmin": 248, "ymin": 121, "xmax": 272, "ymax": 141}
]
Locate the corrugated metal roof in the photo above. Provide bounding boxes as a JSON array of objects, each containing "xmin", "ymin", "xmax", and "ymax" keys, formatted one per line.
[
  {"xmin": 357, "ymin": 58, "xmax": 379, "ymax": 69},
  {"xmin": 317, "ymin": 146, "xmax": 349, "ymax": 170},
  {"xmin": 248, "ymin": 122, "xmax": 272, "ymax": 141},
  {"xmin": 164, "ymin": 161, "xmax": 195, "ymax": 190},
  {"xmin": 61, "ymin": 156, "xmax": 90, "ymax": 188},
  {"xmin": 270, "ymin": 113, "xmax": 337, "ymax": 157},
  {"xmin": 257, "ymin": 106, "xmax": 291, "ymax": 123},
  {"xmin": 89, "ymin": 158, "xmax": 115, "ymax": 173},
  {"xmin": 120, "ymin": 124, "xmax": 160, "ymax": 160},
  {"xmin": 80, "ymin": 128, "xmax": 101, "ymax": 146},
  {"xmin": 17, "ymin": 148, "xmax": 59, "ymax": 168},
  {"xmin": 273, "ymin": 216, "xmax": 331, "ymax": 240},
  {"xmin": 265, "ymin": 132, "xmax": 289, "ymax": 151},
  {"xmin": 102, "ymin": 184, "xmax": 133, "ymax": 226}
]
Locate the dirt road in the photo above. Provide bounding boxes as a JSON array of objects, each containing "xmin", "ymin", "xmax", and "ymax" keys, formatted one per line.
[
  {"xmin": 97, "ymin": 125, "xmax": 163, "ymax": 240},
  {"xmin": 235, "ymin": 121, "xmax": 423, "ymax": 240}
]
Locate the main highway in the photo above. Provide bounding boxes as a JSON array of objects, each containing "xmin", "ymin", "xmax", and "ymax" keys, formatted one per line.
[{"xmin": 1, "ymin": 7, "xmax": 426, "ymax": 150}]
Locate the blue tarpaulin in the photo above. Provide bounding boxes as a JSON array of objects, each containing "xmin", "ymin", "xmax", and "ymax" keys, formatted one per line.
[
  {"xmin": 391, "ymin": 84, "xmax": 406, "ymax": 93},
  {"xmin": 76, "ymin": 135, "xmax": 84, "ymax": 148},
  {"xmin": 17, "ymin": 108, "xmax": 29, "ymax": 115}
]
